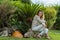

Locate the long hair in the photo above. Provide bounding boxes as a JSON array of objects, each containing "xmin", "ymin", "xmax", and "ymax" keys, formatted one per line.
[{"xmin": 37, "ymin": 10, "xmax": 45, "ymax": 19}]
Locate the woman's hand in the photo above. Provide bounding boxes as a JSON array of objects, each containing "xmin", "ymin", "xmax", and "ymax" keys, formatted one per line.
[{"xmin": 42, "ymin": 23, "xmax": 47, "ymax": 28}]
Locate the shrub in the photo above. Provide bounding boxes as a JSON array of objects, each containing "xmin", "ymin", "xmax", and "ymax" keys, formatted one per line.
[
  {"xmin": 12, "ymin": 1, "xmax": 57, "ymax": 33},
  {"xmin": 0, "ymin": 0, "xmax": 16, "ymax": 28},
  {"xmin": 54, "ymin": 5, "xmax": 60, "ymax": 30},
  {"xmin": 11, "ymin": 1, "xmax": 45, "ymax": 34},
  {"xmin": 0, "ymin": 0, "xmax": 57, "ymax": 34},
  {"xmin": 44, "ymin": 7, "xmax": 57, "ymax": 29}
]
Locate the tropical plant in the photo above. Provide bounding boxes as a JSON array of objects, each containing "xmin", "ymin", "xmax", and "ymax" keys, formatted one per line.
[
  {"xmin": 11, "ymin": 1, "xmax": 45, "ymax": 34},
  {"xmin": 12, "ymin": 1, "xmax": 57, "ymax": 33}
]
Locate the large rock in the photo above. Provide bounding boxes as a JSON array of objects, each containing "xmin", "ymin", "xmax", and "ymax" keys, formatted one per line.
[
  {"xmin": 24, "ymin": 29, "xmax": 34, "ymax": 38},
  {"xmin": 0, "ymin": 27, "xmax": 8, "ymax": 36}
]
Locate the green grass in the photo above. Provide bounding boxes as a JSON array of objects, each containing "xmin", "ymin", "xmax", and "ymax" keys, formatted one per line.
[
  {"xmin": 49, "ymin": 30, "xmax": 60, "ymax": 40},
  {"xmin": 0, "ymin": 30, "xmax": 60, "ymax": 40}
]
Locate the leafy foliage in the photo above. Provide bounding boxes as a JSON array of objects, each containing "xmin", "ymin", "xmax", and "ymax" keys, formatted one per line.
[
  {"xmin": 54, "ymin": 5, "xmax": 60, "ymax": 30},
  {"xmin": 0, "ymin": 0, "xmax": 16, "ymax": 28},
  {"xmin": 0, "ymin": 0, "xmax": 58, "ymax": 34},
  {"xmin": 10, "ymin": 0, "xmax": 31, "ymax": 4},
  {"xmin": 11, "ymin": 1, "xmax": 45, "ymax": 34},
  {"xmin": 44, "ymin": 7, "xmax": 57, "ymax": 29}
]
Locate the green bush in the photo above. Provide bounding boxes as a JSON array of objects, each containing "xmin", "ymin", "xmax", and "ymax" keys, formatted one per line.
[
  {"xmin": 11, "ymin": 1, "xmax": 45, "ymax": 34},
  {"xmin": 11, "ymin": 1, "xmax": 57, "ymax": 33},
  {"xmin": 0, "ymin": 0, "xmax": 16, "ymax": 28},
  {"xmin": 54, "ymin": 6, "xmax": 60, "ymax": 30},
  {"xmin": 44, "ymin": 7, "xmax": 57, "ymax": 29},
  {"xmin": 0, "ymin": 0, "xmax": 58, "ymax": 34}
]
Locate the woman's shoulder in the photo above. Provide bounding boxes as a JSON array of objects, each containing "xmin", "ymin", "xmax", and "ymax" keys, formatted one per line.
[
  {"xmin": 33, "ymin": 15, "xmax": 38, "ymax": 19},
  {"xmin": 34, "ymin": 15, "xmax": 39, "ymax": 17},
  {"xmin": 33, "ymin": 15, "xmax": 40, "ymax": 20}
]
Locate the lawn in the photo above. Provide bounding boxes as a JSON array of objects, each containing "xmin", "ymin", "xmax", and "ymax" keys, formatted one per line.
[{"xmin": 0, "ymin": 30, "xmax": 60, "ymax": 40}]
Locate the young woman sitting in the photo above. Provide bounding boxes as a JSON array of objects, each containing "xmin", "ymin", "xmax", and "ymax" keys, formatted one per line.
[{"xmin": 32, "ymin": 10, "xmax": 50, "ymax": 39}]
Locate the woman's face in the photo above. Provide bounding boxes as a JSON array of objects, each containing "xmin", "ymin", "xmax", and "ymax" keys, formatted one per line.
[{"xmin": 38, "ymin": 11, "xmax": 43, "ymax": 17}]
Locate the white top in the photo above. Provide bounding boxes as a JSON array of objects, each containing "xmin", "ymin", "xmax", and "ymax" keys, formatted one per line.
[{"xmin": 32, "ymin": 15, "xmax": 46, "ymax": 27}]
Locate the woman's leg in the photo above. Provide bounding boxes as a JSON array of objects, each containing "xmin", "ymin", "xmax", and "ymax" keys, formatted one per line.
[
  {"xmin": 44, "ymin": 28, "xmax": 48, "ymax": 34},
  {"xmin": 32, "ymin": 25, "xmax": 43, "ymax": 38},
  {"xmin": 37, "ymin": 28, "xmax": 49, "ymax": 38},
  {"xmin": 32, "ymin": 25, "xmax": 43, "ymax": 31},
  {"xmin": 44, "ymin": 28, "xmax": 50, "ymax": 39}
]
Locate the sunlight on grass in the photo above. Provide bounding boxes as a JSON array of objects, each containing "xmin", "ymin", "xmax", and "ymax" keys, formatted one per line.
[{"xmin": 49, "ymin": 30, "xmax": 60, "ymax": 40}]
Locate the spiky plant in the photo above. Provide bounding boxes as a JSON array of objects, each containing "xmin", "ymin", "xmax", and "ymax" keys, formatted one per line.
[{"xmin": 12, "ymin": 1, "xmax": 45, "ymax": 34}]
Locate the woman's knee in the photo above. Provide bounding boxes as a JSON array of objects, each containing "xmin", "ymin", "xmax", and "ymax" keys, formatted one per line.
[
  {"xmin": 45, "ymin": 28, "xmax": 48, "ymax": 33},
  {"xmin": 46, "ymin": 28, "xmax": 48, "ymax": 31}
]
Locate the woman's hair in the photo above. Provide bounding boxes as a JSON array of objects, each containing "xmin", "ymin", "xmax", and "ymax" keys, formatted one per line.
[{"xmin": 37, "ymin": 10, "xmax": 45, "ymax": 19}]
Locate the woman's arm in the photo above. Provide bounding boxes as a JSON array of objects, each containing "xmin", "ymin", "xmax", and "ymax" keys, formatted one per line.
[
  {"xmin": 36, "ymin": 15, "xmax": 46, "ymax": 23},
  {"xmin": 36, "ymin": 15, "xmax": 47, "ymax": 27}
]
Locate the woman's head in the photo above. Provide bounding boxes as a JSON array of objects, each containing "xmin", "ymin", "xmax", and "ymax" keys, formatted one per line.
[{"xmin": 37, "ymin": 10, "xmax": 44, "ymax": 19}]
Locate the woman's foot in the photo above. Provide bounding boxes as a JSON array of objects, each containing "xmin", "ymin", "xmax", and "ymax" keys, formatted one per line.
[
  {"xmin": 45, "ymin": 34, "xmax": 50, "ymax": 40},
  {"xmin": 37, "ymin": 34, "xmax": 41, "ymax": 38}
]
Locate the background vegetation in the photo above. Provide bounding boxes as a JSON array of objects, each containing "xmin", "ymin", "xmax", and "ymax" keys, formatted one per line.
[{"xmin": 0, "ymin": 0, "xmax": 60, "ymax": 34}]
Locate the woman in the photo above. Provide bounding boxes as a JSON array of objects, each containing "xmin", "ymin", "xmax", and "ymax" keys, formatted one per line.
[{"xmin": 32, "ymin": 10, "xmax": 49, "ymax": 39}]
